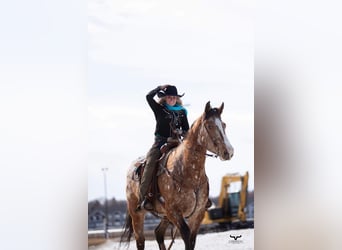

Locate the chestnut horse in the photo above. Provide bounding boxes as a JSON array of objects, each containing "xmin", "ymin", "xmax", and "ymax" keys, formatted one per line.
[{"xmin": 121, "ymin": 101, "xmax": 234, "ymax": 250}]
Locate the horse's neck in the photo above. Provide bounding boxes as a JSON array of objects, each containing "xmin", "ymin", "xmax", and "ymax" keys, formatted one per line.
[
  {"xmin": 174, "ymin": 127, "xmax": 207, "ymax": 184},
  {"xmin": 183, "ymin": 138, "xmax": 206, "ymax": 166},
  {"xmin": 184, "ymin": 118, "xmax": 207, "ymax": 165}
]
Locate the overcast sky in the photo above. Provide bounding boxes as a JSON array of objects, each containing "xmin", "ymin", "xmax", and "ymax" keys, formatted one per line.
[{"xmin": 88, "ymin": 0, "xmax": 254, "ymax": 201}]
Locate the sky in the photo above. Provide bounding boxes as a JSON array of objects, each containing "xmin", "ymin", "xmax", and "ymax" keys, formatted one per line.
[{"xmin": 88, "ymin": 0, "xmax": 254, "ymax": 201}]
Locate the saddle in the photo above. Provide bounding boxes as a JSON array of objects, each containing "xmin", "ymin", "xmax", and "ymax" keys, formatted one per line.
[{"xmin": 132, "ymin": 138, "xmax": 181, "ymax": 208}]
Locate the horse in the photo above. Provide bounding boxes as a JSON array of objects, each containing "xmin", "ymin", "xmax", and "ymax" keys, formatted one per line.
[{"xmin": 121, "ymin": 101, "xmax": 234, "ymax": 250}]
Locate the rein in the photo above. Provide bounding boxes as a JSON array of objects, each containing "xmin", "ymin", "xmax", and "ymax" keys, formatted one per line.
[
  {"xmin": 184, "ymin": 188, "xmax": 199, "ymax": 219},
  {"xmin": 205, "ymin": 153, "xmax": 218, "ymax": 158}
]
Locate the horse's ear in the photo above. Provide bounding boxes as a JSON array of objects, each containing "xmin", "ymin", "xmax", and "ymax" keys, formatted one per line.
[
  {"xmin": 218, "ymin": 102, "xmax": 224, "ymax": 114},
  {"xmin": 205, "ymin": 101, "xmax": 211, "ymax": 114}
]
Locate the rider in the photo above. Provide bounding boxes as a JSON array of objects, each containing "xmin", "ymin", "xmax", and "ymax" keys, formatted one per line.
[{"xmin": 137, "ymin": 85, "xmax": 189, "ymax": 211}]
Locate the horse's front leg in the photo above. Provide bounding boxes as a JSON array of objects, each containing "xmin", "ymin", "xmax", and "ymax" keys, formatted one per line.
[
  {"xmin": 188, "ymin": 192, "xmax": 208, "ymax": 249},
  {"xmin": 154, "ymin": 216, "xmax": 170, "ymax": 250},
  {"xmin": 187, "ymin": 207, "xmax": 207, "ymax": 249},
  {"xmin": 166, "ymin": 211, "xmax": 192, "ymax": 250},
  {"xmin": 188, "ymin": 215, "xmax": 203, "ymax": 250}
]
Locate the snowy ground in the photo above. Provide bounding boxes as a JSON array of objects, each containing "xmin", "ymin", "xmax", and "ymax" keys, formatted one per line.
[{"xmin": 89, "ymin": 229, "xmax": 254, "ymax": 250}]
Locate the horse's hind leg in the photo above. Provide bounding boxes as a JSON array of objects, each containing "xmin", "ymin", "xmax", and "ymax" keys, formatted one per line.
[
  {"xmin": 154, "ymin": 217, "xmax": 170, "ymax": 250},
  {"xmin": 132, "ymin": 215, "xmax": 145, "ymax": 249},
  {"xmin": 128, "ymin": 205, "xmax": 146, "ymax": 249}
]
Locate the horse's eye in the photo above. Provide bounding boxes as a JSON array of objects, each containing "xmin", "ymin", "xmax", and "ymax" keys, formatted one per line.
[
  {"xmin": 208, "ymin": 125, "xmax": 213, "ymax": 129},
  {"xmin": 222, "ymin": 122, "xmax": 226, "ymax": 129}
]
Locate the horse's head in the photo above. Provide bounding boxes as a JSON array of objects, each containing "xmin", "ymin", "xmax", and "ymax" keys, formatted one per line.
[{"xmin": 199, "ymin": 101, "xmax": 234, "ymax": 160}]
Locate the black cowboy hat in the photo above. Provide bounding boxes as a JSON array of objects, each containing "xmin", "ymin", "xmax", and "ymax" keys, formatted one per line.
[{"xmin": 157, "ymin": 85, "xmax": 185, "ymax": 98}]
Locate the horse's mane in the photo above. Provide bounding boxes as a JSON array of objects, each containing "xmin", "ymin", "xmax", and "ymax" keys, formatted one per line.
[
  {"xmin": 188, "ymin": 113, "xmax": 205, "ymax": 133},
  {"xmin": 187, "ymin": 113, "xmax": 205, "ymax": 139},
  {"xmin": 186, "ymin": 107, "xmax": 220, "ymax": 138}
]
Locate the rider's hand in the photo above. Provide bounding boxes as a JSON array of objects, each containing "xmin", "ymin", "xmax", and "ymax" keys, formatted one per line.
[{"xmin": 159, "ymin": 84, "xmax": 169, "ymax": 91}]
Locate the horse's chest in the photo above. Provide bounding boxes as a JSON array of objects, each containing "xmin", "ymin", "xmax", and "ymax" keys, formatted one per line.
[
  {"xmin": 178, "ymin": 190, "xmax": 196, "ymax": 202},
  {"xmin": 174, "ymin": 191, "xmax": 197, "ymax": 212},
  {"xmin": 170, "ymin": 188, "xmax": 205, "ymax": 213}
]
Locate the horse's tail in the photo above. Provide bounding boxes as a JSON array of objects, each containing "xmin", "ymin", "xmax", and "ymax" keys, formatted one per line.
[{"xmin": 120, "ymin": 210, "xmax": 133, "ymax": 246}]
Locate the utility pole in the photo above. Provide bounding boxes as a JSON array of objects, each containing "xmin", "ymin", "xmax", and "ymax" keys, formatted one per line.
[{"xmin": 101, "ymin": 167, "xmax": 109, "ymax": 239}]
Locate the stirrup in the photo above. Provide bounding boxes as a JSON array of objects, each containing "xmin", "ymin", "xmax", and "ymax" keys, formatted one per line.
[
  {"xmin": 142, "ymin": 199, "xmax": 154, "ymax": 211},
  {"xmin": 135, "ymin": 203, "xmax": 143, "ymax": 212}
]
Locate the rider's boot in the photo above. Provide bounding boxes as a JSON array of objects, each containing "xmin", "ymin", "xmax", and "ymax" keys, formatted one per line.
[
  {"xmin": 141, "ymin": 197, "xmax": 154, "ymax": 211},
  {"xmin": 136, "ymin": 196, "xmax": 153, "ymax": 212}
]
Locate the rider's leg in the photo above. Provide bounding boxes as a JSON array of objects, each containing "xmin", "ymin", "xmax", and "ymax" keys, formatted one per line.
[{"xmin": 138, "ymin": 146, "xmax": 161, "ymax": 211}]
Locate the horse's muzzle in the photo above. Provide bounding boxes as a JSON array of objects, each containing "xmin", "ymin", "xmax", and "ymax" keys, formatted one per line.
[{"xmin": 222, "ymin": 147, "xmax": 234, "ymax": 160}]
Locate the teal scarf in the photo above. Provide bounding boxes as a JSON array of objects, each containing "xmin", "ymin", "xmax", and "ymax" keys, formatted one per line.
[{"xmin": 165, "ymin": 104, "xmax": 188, "ymax": 115}]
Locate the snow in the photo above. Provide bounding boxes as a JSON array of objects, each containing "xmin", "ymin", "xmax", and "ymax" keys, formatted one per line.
[{"xmin": 89, "ymin": 229, "xmax": 254, "ymax": 250}]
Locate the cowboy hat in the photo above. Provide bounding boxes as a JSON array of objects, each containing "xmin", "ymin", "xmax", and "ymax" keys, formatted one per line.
[{"xmin": 157, "ymin": 85, "xmax": 185, "ymax": 98}]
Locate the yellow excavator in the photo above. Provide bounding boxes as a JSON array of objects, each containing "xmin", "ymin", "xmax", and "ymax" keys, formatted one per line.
[{"xmin": 201, "ymin": 171, "xmax": 253, "ymax": 231}]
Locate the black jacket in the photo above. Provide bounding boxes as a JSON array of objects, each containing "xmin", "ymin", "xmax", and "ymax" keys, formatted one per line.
[{"xmin": 146, "ymin": 87, "xmax": 189, "ymax": 138}]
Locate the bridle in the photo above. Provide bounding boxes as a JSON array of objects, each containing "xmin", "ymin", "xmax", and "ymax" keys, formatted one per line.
[{"xmin": 203, "ymin": 116, "xmax": 224, "ymax": 158}]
